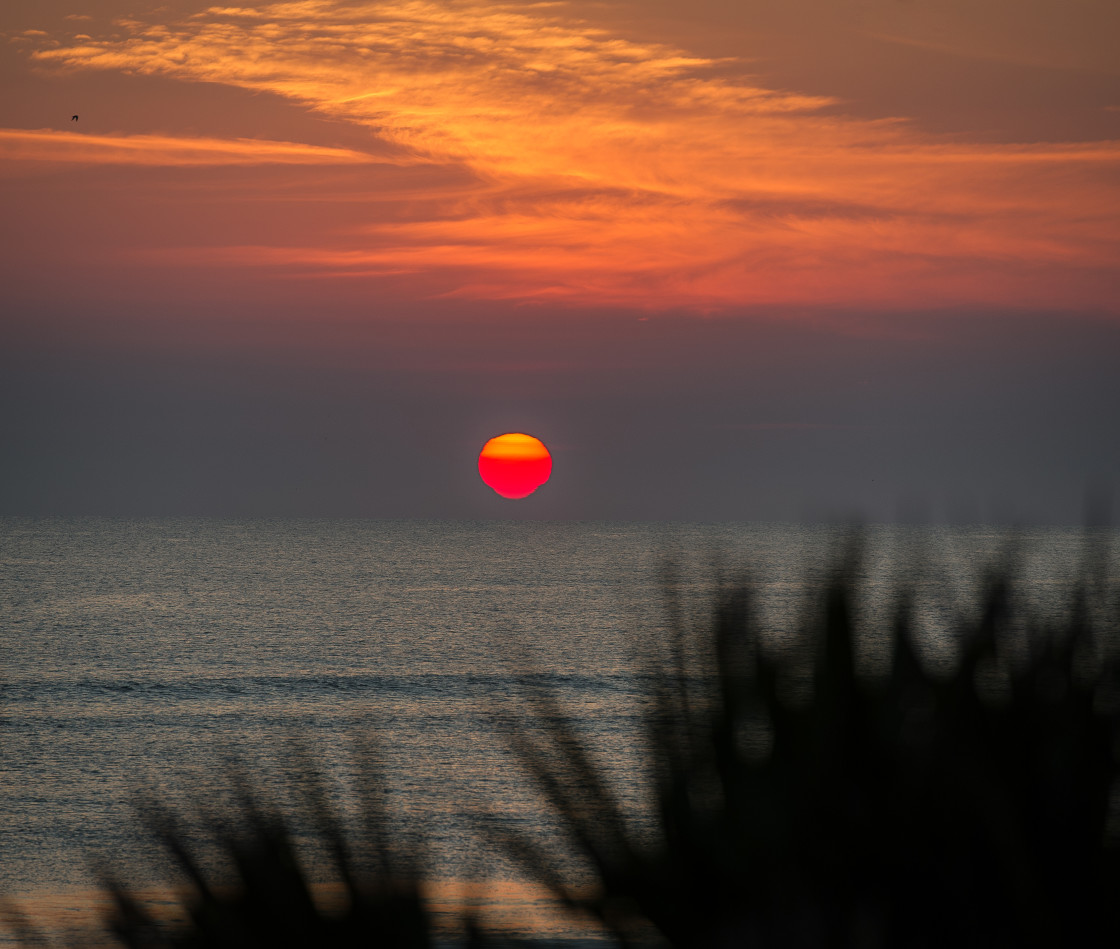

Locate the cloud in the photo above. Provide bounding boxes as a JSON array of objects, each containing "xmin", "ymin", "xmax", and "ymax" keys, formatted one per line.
[
  {"xmin": 0, "ymin": 128, "xmax": 381, "ymax": 166},
  {"xmin": 20, "ymin": 0, "xmax": 1120, "ymax": 311}
]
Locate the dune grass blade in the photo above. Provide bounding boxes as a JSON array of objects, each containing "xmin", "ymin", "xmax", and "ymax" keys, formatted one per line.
[{"xmin": 501, "ymin": 546, "xmax": 1120, "ymax": 947}]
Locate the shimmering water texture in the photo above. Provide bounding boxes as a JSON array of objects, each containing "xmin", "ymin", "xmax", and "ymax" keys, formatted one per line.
[{"xmin": 2, "ymin": 520, "xmax": 1118, "ymax": 946}]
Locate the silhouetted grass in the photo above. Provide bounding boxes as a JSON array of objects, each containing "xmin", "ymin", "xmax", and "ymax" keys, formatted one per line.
[
  {"xmin": 99, "ymin": 760, "xmax": 436, "ymax": 949},
  {"xmin": 498, "ymin": 539, "xmax": 1120, "ymax": 947}
]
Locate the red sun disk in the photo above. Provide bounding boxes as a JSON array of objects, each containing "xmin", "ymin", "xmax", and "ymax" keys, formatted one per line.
[{"xmin": 478, "ymin": 454, "xmax": 552, "ymax": 499}]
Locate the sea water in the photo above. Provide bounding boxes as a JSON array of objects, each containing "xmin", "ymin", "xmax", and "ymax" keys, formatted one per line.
[{"xmin": 1, "ymin": 518, "xmax": 1115, "ymax": 943}]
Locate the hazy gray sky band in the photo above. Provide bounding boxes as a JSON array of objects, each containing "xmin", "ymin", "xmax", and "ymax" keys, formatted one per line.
[{"xmin": 3, "ymin": 307, "xmax": 1116, "ymax": 523}]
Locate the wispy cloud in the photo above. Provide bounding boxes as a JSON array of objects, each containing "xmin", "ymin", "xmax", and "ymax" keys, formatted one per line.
[
  {"xmin": 0, "ymin": 128, "xmax": 383, "ymax": 166},
  {"xmin": 21, "ymin": 0, "xmax": 1120, "ymax": 311}
]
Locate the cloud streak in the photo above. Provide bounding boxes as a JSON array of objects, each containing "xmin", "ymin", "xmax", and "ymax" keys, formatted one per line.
[
  {"xmin": 22, "ymin": 0, "xmax": 1120, "ymax": 311},
  {"xmin": 0, "ymin": 128, "xmax": 383, "ymax": 166}
]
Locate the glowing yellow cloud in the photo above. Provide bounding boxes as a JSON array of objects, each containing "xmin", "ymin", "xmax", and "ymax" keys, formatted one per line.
[
  {"xmin": 24, "ymin": 1, "xmax": 1120, "ymax": 311},
  {"xmin": 0, "ymin": 128, "xmax": 380, "ymax": 166}
]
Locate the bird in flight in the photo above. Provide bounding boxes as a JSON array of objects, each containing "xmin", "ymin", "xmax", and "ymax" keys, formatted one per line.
[{"xmin": 71, "ymin": 115, "xmax": 79, "ymax": 121}]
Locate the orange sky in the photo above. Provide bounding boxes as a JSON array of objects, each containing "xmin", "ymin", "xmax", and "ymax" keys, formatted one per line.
[
  {"xmin": 3, "ymin": 0, "xmax": 1118, "ymax": 313},
  {"xmin": 2, "ymin": 0, "xmax": 1118, "ymax": 520}
]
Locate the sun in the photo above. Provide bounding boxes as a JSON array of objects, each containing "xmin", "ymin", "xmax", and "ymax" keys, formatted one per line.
[{"xmin": 478, "ymin": 433, "xmax": 553, "ymax": 499}]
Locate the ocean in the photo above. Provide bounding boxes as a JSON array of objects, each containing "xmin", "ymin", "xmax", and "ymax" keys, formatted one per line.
[{"xmin": 1, "ymin": 518, "xmax": 1115, "ymax": 944}]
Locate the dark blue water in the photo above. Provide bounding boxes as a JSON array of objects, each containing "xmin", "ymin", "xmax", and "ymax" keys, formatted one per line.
[{"xmin": 1, "ymin": 518, "xmax": 1114, "ymax": 943}]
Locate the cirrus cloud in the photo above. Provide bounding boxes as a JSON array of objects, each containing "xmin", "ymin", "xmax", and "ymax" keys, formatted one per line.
[
  {"xmin": 0, "ymin": 128, "xmax": 385, "ymax": 166},
  {"xmin": 22, "ymin": 0, "xmax": 1120, "ymax": 311}
]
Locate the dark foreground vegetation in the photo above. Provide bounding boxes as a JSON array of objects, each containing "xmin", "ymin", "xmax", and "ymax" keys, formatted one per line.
[{"xmin": 5, "ymin": 539, "xmax": 1120, "ymax": 947}]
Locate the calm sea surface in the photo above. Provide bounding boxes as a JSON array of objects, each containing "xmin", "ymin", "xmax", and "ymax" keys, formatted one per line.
[{"xmin": 2, "ymin": 518, "xmax": 1116, "ymax": 943}]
